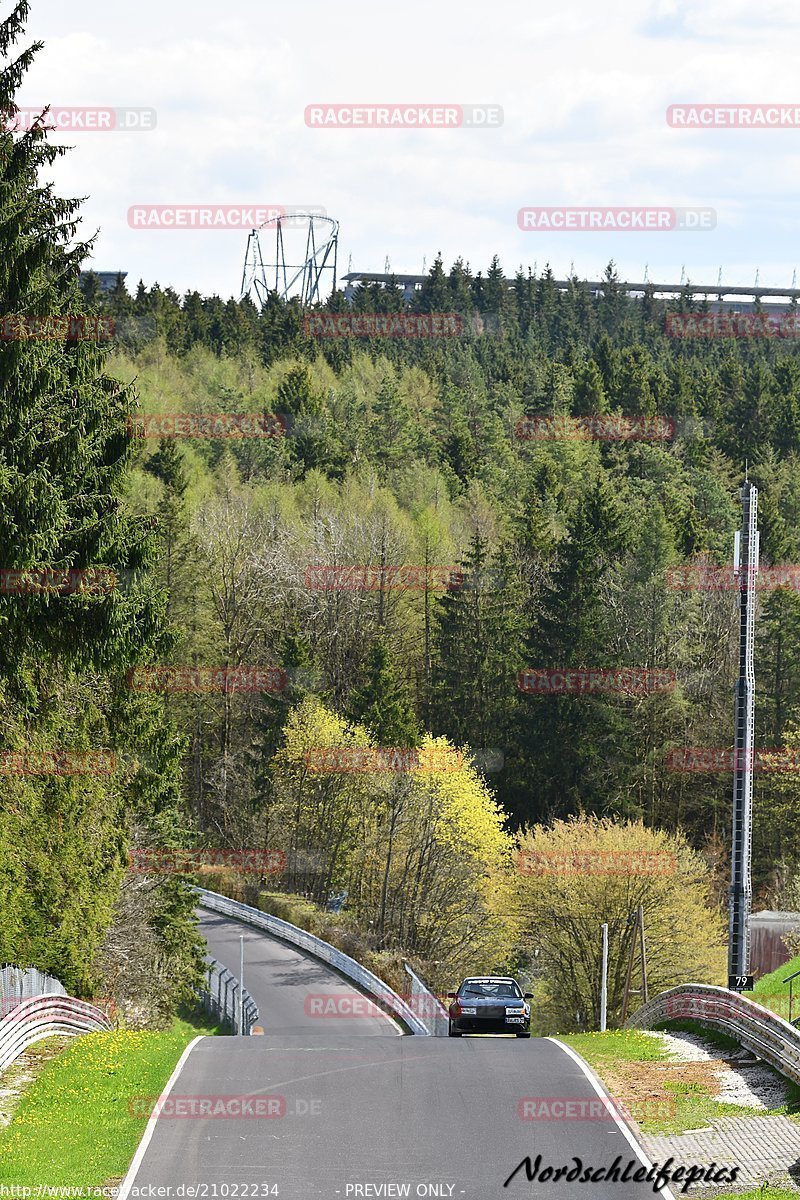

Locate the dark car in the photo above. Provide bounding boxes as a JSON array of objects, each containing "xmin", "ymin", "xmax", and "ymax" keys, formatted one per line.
[{"xmin": 447, "ymin": 976, "xmax": 533, "ymax": 1037}]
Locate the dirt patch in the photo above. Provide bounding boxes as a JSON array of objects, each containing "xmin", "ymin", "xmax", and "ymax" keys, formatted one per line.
[
  {"xmin": 599, "ymin": 1057, "xmax": 726, "ymax": 1120},
  {"xmin": 0, "ymin": 1036, "xmax": 72, "ymax": 1126}
]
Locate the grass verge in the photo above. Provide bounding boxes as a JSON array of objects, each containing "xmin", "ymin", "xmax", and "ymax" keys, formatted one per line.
[
  {"xmin": 752, "ymin": 953, "xmax": 800, "ymax": 1023},
  {"xmin": 0, "ymin": 1007, "xmax": 221, "ymax": 1188},
  {"xmin": 558, "ymin": 1025, "xmax": 800, "ymax": 1136},
  {"xmin": 558, "ymin": 1028, "xmax": 669, "ymax": 1063}
]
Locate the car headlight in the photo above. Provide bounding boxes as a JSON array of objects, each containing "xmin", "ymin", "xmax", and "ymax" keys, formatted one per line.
[
  {"xmin": 506, "ymin": 1006, "xmax": 527, "ymax": 1015},
  {"xmin": 458, "ymin": 1005, "xmax": 477, "ymax": 1015}
]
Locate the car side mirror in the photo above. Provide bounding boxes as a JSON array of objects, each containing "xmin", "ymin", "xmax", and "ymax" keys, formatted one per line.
[
  {"xmin": 446, "ymin": 992, "xmax": 456, "ymax": 998},
  {"xmin": 524, "ymin": 993, "xmax": 534, "ymax": 999}
]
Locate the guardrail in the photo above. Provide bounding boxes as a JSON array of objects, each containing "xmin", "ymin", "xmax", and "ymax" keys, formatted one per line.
[
  {"xmin": 0, "ymin": 995, "xmax": 112, "ymax": 1073},
  {"xmin": 197, "ymin": 888, "xmax": 430, "ymax": 1035},
  {"xmin": 199, "ymin": 955, "xmax": 259, "ymax": 1035},
  {"xmin": 628, "ymin": 984, "xmax": 800, "ymax": 1087},
  {"xmin": 403, "ymin": 962, "xmax": 448, "ymax": 1036}
]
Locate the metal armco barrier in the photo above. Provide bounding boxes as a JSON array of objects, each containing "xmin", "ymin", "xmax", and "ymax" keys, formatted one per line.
[
  {"xmin": 404, "ymin": 962, "xmax": 448, "ymax": 1036},
  {"xmin": 200, "ymin": 955, "xmax": 259, "ymax": 1035},
  {"xmin": 629, "ymin": 983, "xmax": 800, "ymax": 1086},
  {"xmin": 0, "ymin": 995, "xmax": 112, "ymax": 1073},
  {"xmin": 197, "ymin": 888, "xmax": 430, "ymax": 1035}
]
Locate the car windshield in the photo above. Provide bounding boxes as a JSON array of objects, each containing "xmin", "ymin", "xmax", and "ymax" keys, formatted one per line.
[{"xmin": 459, "ymin": 981, "xmax": 522, "ymax": 999}]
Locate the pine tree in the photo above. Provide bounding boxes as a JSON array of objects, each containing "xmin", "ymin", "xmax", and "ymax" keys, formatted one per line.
[
  {"xmin": 368, "ymin": 375, "xmax": 419, "ymax": 474},
  {"xmin": 0, "ymin": 3, "xmax": 200, "ymax": 1000},
  {"xmin": 278, "ymin": 364, "xmax": 345, "ymax": 476},
  {"xmin": 484, "ymin": 255, "xmax": 507, "ymax": 317},
  {"xmin": 432, "ymin": 534, "xmax": 526, "ymax": 760},
  {"xmin": 520, "ymin": 474, "xmax": 633, "ymax": 820},
  {"xmin": 348, "ymin": 638, "xmax": 421, "ymax": 746},
  {"xmin": 418, "ymin": 254, "xmax": 450, "ymax": 312}
]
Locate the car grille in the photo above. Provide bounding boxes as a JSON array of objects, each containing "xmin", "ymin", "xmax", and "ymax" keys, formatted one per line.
[{"xmin": 482, "ymin": 1006, "xmax": 505, "ymax": 1020}]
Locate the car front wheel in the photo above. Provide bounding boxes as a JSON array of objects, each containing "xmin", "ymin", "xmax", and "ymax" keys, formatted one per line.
[
  {"xmin": 448, "ymin": 1023, "xmax": 462, "ymax": 1037},
  {"xmin": 516, "ymin": 1031, "xmax": 531, "ymax": 1038}
]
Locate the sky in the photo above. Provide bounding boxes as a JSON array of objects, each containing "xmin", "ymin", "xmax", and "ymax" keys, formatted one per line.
[{"xmin": 12, "ymin": 0, "xmax": 800, "ymax": 301}]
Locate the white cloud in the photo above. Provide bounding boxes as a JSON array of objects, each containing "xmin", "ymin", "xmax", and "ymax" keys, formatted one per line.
[{"xmin": 10, "ymin": 0, "xmax": 800, "ymax": 296}]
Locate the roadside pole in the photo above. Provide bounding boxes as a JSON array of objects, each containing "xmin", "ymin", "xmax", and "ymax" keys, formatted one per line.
[
  {"xmin": 239, "ymin": 933, "xmax": 244, "ymax": 1036},
  {"xmin": 600, "ymin": 923, "xmax": 608, "ymax": 1032}
]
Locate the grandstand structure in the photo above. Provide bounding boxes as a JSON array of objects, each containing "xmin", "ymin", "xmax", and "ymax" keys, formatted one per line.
[
  {"xmin": 79, "ymin": 270, "xmax": 127, "ymax": 295},
  {"xmin": 341, "ymin": 271, "xmax": 800, "ymax": 313}
]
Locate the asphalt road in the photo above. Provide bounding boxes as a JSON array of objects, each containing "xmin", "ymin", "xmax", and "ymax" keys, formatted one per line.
[
  {"xmin": 198, "ymin": 909, "xmax": 396, "ymax": 1036},
  {"xmin": 120, "ymin": 909, "xmax": 675, "ymax": 1200}
]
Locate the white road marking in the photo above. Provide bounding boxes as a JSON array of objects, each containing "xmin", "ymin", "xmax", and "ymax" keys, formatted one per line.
[
  {"xmin": 117, "ymin": 1035, "xmax": 205, "ymax": 1200},
  {"xmin": 547, "ymin": 1038, "xmax": 676, "ymax": 1200}
]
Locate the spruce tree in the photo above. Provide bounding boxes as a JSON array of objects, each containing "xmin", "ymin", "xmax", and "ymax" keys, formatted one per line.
[
  {"xmin": 348, "ymin": 638, "xmax": 421, "ymax": 746},
  {"xmin": 431, "ymin": 533, "xmax": 526, "ymax": 760},
  {"xmin": 520, "ymin": 474, "xmax": 633, "ymax": 820},
  {"xmin": 0, "ymin": 2, "xmax": 200, "ymax": 1000}
]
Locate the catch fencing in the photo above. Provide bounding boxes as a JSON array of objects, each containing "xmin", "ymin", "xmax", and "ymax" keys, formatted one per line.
[
  {"xmin": 403, "ymin": 962, "xmax": 448, "ymax": 1036},
  {"xmin": 0, "ymin": 964, "xmax": 66, "ymax": 1017},
  {"xmin": 629, "ymin": 983, "xmax": 800, "ymax": 1086},
  {"xmin": 200, "ymin": 955, "xmax": 259, "ymax": 1035},
  {"xmin": 197, "ymin": 888, "xmax": 429, "ymax": 1035}
]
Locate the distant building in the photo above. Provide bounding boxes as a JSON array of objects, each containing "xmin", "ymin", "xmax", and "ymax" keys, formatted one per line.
[
  {"xmin": 749, "ymin": 911, "xmax": 800, "ymax": 976},
  {"xmin": 341, "ymin": 272, "xmax": 425, "ymax": 304},
  {"xmin": 80, "ymin": 271, "xmax": 127, "ymax": 296},
  {"xmin": 340, "ymin": 270, "xmax": 800, "ymax": 314}
]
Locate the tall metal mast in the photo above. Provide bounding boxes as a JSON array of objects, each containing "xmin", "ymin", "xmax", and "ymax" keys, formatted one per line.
[{"xmin": 729, "ymin": 480, "xmax": 758, "ymax": 985}]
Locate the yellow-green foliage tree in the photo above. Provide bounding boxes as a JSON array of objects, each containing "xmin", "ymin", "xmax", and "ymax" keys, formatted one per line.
[
  {"xmin": 402, "ymin": 737, "xmax": 515, "ymax": 987},
  {"xmin": 268, "ymin": 696, "xmax": 375, "ymax": 900},
  {"xmin": 514, "ymin": 816, "xmax": 726, "ymax": 1033},
  {"xmin": 268, "ymin": 702, "xmax": 515, "ymax": 986}
]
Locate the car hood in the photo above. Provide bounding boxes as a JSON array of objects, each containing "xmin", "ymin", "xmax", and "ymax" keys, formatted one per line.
[{"xmin": 455, "ymin": 997, "xmax": 526, "ymax": 1007}]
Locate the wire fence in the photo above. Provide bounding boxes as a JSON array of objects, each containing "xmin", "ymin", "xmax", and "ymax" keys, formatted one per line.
[
  {"xmin": 197, "ymin": 887, "xmax": 429, "ymax": 1035},
  {"xmin": 403, "ymin": 962, "xmax": 449, "ymax": 1036},
  {"xmin": 0, "ymin": 964, "xmax": 66, "ymax": 1018},
  {"xmin": 199, "ymin": 955, "xmax": 259, "ymax": 1035}
]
